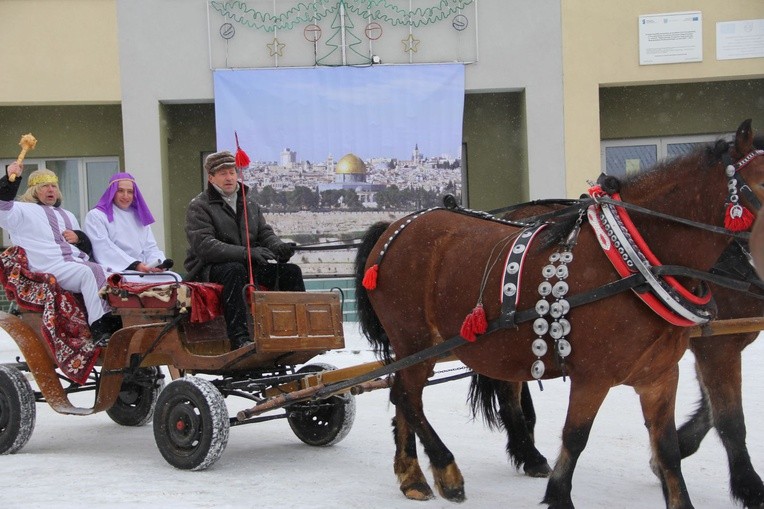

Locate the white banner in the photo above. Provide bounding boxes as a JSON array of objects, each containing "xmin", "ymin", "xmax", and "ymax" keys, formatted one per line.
[{"xmin": 213, "ymin": 64, "xmax": 465, "ymax": 275}]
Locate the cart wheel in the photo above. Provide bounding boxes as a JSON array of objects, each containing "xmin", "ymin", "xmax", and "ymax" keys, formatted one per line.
[
  {"xmin": 0, "ymin": 365, "xmax": 36, "ymax": 455},
  {"xmin": 107, "ymin": 366, "xmax": 165, "ymax": 427},
  {"xmin": 286, "ymin": 363, "xmax": 356, "ymax": 447},
  {"xmin": 153, "ymin": 376, "xmax": 229, "ymax": 470}
]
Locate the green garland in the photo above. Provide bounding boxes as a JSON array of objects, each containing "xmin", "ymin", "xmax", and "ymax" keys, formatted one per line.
[{"xmin": 210, "ymin": 0, "xmax": 475, "ymax": 32}]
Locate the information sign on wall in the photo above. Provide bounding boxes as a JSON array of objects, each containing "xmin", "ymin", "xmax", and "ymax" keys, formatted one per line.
[
  {"xmin": 717, "ymin": 19, "xmax": 764, "ymax": 61},
  {"xmin": 638, "ymin": 12, "xmax": 702, "ymax": 65}
]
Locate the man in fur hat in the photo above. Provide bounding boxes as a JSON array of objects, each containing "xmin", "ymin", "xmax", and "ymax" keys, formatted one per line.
[
  {"xmin": 0, "ymin": 162, "xmax": 118, "ymax": 345},
  {"xmin": 185, "ymin": 150, "xmax": 304, "ymax": 350}
]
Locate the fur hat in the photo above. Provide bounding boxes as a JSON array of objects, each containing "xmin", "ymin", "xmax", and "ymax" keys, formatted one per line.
[{"xmin": 204, "ymin": 151, "xmax": 236, "ymax": 175}]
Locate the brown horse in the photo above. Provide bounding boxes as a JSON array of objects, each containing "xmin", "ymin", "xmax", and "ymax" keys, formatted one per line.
[
  {"xmin": 484, "ymin": 135, "xmax": 764, "ymax": 508},
  {"xmin": 486, "ymin": 229, "xmax": 764, "ymax": 509},
  {"xmin": 676, "ymin": 252, "xmax": 764, "ymax": 508},
  {"xmin": 354, "ymin": 120, "xmax": 764, "ymax": 508},
  {"xmin": 667, "ymin": 131, "xmax": 764, "ymax": 508},
  {"xmin": 751, "ymin": 208, "xmax": 764, "ymax": 278}
]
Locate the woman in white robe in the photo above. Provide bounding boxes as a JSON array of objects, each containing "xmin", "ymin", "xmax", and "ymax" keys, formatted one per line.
[
  {"xmin": 84, "ymin": 173, "xmax": 180, "ymax": 283},
  {"xmin": 0, "ymin": 164, "xmax": 115, "ymax": 344}
]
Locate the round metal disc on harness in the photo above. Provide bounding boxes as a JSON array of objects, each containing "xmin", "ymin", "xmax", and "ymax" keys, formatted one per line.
[
  {"xmin": 552, "ymin": 281, "xmax": 569, "ymax": 298},
  {"xmin": 559, "ymin": 318, "xmax": 571, "ymax": 336},
  {"xmin": 531, "ymin": 360, "xmax": 545, "ymax": 379},
  {"xmin": 533, "ymin": 318, "xmax": 549, "ymax": 336},
  {"xmin": 557, "ymin": 339, "xmax": 572, "ymax": 357}
]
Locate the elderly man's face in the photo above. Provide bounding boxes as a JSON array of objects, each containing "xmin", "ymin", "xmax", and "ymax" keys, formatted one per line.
[
  {"xmin": 208, "ymin": 167, "xmax": 238, "ymax": 196},
  {"xmin": 36, "ymin": 183, "xmax": 60, "ymax": 206}
]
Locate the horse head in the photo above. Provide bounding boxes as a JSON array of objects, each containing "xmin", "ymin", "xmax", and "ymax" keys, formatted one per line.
[
  {"xmin": 726, "ymin": 119, "xmax": 764, "ymax": 225},
  {"xmin": 604, "ymin": 120, "xmax": 764, "ymax": 274}
]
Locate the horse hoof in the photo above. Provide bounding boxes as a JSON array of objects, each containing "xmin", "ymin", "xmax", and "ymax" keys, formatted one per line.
[
  {"xmin": 402, "ymin": 482, "xmax": 435, "ymax": 501},
  {"xmin": 524, "ymin": 461, "xmax": 552, "ymax": 478},
  {"xmin": 441, "ymin": 487, "xmax": 466, "ymax": 502}
]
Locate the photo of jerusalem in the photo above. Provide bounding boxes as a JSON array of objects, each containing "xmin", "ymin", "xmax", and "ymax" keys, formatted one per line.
[{"xmin": 214, "ymin": 65, "xmax": 465, "ymax": 275}]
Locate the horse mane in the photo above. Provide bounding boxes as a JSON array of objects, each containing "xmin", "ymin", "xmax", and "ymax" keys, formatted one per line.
[
  {"xmin": 619, "ymin": 138, "xmax": 729, "ymax": 191},
  {"xmin": 533, "ymin": 138, "xmax": 736, "ymax": 250}
]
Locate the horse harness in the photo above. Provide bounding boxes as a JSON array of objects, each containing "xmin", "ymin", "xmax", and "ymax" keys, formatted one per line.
[{"xmin": 360, "ymin": 148, "xmax": 764, "ymax": 382}]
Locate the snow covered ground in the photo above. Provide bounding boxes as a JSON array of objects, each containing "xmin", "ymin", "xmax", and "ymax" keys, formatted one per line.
[{"xmin": 0, "ymin": 322, "xmax": 762, "ymax": 508}]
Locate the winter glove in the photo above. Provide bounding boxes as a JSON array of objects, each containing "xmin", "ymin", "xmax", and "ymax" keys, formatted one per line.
[
  {"xmin": 251, "ymin": 246, "xmax": 276, "ymax": 265},
  {"xmin": 273, "ymin": 242, "xmax": 296, "ymax": 263}
]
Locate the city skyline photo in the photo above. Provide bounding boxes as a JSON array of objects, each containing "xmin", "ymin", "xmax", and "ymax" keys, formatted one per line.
[{"xmin": 212, "ymin": 64, "xmax": 465, "ymax": 275}]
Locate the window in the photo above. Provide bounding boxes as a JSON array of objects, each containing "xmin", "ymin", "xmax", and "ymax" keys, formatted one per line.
[
  {"xmin": 604, "ymin": 144, "xmax": 657, "ymax": 178},
  {"xmin": 601, "ymin": 133, "xmax": 728, "ymax": 177},
  {"xmin": 0, "ymin": 157, "xmax": 120, "ymax": 245}
]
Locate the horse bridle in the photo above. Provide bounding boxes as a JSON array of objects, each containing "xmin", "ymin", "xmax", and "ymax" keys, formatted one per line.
[{"xmin": 724, "ymin": 148, "xmax": 764, "ymax": 218}]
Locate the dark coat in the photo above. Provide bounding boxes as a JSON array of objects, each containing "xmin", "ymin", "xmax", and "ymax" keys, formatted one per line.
[{"xmin": 184, "ymin": 184, "xmax": 281, "ymax": 282}]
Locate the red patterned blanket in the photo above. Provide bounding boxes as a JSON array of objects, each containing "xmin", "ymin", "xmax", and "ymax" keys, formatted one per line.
[
  {"xmin": 0, "ymin": 246, "xmax": 99, "ymax": 385},
  {"xmin": 104, "ymin": 274, "xmax": 223, "ymax": 323}
]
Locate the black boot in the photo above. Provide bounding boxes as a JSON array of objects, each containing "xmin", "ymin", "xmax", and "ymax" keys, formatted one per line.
[
  {"xmin": 229, "ymin": 333, "xmax": 253, "ymax": 351},
  {"xmin": 90, "ymin": 312, "xmax": 119, "ymax": 347}
]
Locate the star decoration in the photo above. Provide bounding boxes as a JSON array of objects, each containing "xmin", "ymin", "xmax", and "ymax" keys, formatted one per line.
[
  {"xmin": 267, "ymin": 38, "xmax": 286, "ymax": 57},
  {"xmin": 401, "ymin": 33, "xmax": 420, "ymax": 54}
]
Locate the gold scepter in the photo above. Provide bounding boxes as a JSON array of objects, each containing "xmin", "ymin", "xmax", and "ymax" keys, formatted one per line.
[{"xmin": 11, "ymin": 133, "xmax": 37, "ymax": 182}]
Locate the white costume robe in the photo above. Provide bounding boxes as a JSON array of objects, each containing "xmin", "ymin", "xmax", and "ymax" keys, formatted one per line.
[
  {"xmin": 84, "ymin": 206, "xmax": 181, "ymax": 283},
  {"xmin": 0, "ymin": 200, "xmax": 111, "ymax": 325}
]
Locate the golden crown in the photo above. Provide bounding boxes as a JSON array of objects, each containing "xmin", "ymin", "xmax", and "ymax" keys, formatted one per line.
[{"xmin": 28, "ymin": 174, "xmax": 59, "ymax": 187}]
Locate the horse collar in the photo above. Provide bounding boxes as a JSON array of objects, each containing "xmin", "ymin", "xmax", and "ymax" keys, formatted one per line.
[{"xmin": 587, "ymin": 189, "xmax": 714, "ymax": 326}]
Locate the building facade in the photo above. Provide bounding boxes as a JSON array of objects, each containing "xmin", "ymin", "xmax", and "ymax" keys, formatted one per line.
[{"xmin": 0, "ymin": 0, "xmax": 761, "ymax": 267}]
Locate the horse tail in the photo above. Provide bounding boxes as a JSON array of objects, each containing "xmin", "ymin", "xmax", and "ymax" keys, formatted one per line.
[
  {"xmin": 468, "ymin": 376, "xmax": 538, "ymax": 431},
  {"xmin": 467, "ymin": 374, "xmax": 504, "ymax": 430},
  {"xmin": 354, "ymin": 221, "xmax": 393, "ymax": 363},
  {"xmin": 469, "ymin": 377, "xmax": 548, "ymax": 473}
]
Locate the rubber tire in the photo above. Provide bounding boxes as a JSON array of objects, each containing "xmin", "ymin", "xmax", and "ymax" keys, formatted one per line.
[
  {"xmin": 107, "ymin": 366, "xmax": 165, "ymax": 427},
  {"xmin": 0, "ymin": 365, "xmax": 36, "ymax": 455},
  {"xmin": 286, "ymin": 363, "xmax": 356, "ymax": 447},
  {"xmin": 153, "ymin": 376, "xmax": 229, "ymax": 471}
]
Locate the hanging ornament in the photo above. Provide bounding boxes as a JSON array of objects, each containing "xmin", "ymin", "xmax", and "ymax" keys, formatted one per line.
[{"xmin": 725, "ymin": 165, "xmax": 755, "ymax": 232}]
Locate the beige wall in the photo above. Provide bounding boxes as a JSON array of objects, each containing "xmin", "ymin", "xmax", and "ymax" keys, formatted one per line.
[
  {"xmin": 0, "ymin": 0, "xmax": 120, "ymax": 104},
  {"xmin": 562, "ymin": 0, "xmax": 764, "ymax": 196},
  {"xmin": 0, "ymin": 105, "xmax": 123, "ymax": 161}
]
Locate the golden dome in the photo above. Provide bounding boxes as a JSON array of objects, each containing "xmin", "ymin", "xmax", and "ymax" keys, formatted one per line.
[{"xmin": 335, "ymin": 153, "xmax": 366, "ymax": 174}]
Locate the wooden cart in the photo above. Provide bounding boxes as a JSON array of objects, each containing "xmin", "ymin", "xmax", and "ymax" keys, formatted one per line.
[{"xmin": 0, "ymin": 281, "xmax": 375, "ymax": 471}]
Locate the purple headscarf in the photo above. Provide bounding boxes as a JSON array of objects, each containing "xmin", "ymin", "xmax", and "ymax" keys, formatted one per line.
[{"xmin": 94, "ymin": 172, "xmax": 155, "ymax": 226}]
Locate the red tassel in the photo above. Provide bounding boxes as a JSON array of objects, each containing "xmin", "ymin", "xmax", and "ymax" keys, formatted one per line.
[
  {"xmin": 362, "ymin": 264, "xmax": 379, "ymax": 290},
  {"xmin": 725, "ymin": 203, "xmax": 755, "ymax": 232},
  {"xmin": 234, "ymin": 131, "xmax": 250, "ymax": 169},
  {"xmin": 460, "ymin": 304, "xmax": 487, "ymax": 342}
]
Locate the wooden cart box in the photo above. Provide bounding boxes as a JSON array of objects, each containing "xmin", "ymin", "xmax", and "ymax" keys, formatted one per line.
[{"xmin": 251, "ymin": 291, "xmax": 344, "ymax": 352}]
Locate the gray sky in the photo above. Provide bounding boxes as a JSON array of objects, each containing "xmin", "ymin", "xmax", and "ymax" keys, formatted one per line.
[{"xmin": 214, "ymin": 64, "xmax": 464, "ymax": 162}]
